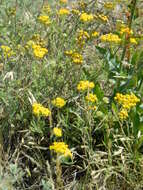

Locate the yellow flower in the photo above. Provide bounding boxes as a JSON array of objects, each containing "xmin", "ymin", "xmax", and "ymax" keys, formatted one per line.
[
  {"xmin": 88, "ymin": 105, "xmax": 97, "ymax": 111},
  {"xmin": 85, "ymin": 93, "xmax": 98, "ymax": 103},
  {"xmin": 80, "ymin": 12, "xmax": 94, "ymax": 22},
  {"xmin": 64, "ymin": 50, "xmax": 73, "ymax": 56},
  {"xmin": 100, "ymin": 33, "xmax": 121, "ymax": 43},
  {"xmin": 60, "ymin": 0, "xmax": 68, "ymax": 3},
  {"xmin": 91, "ymin": 31, "xmax": 99, "ymax": 38},
  {"xmin": 72, "ymin": 52, "xmax": 83, "ymax": 64},
  {"xmin": 130, "ymin": 38, "xmax": 137, "ymax": 45},
  {"xmin": 120, "ymin": 26, "xmax": 133, "ymax": 35},
  {"xmin": 104, "ymin": 2, "xmax": 114, "ymax": 9},
  {"xmin": 32, "ymin": 103, "xmax": 51, "ymax": 117},
  {"xmin": 58, "ymin": 8, "xmax": 70, "ymax": 15},
  {"xmin": 118, "ymin": 109, "xmax": 128, "ymax": 120},
  {"xmin": 77, "ymin": 80, "xmax": 95, "ymax": 91},
  {"xmin": 52, "ymin": 97, "xmax": 66, "ymax": 108},
  {"xmin": 53, "ymin": 127, "xmax": 62, "ymax": 137},
  {"xmin": 98, "ymin": 14, "xmax": 108, "ymax": 22},
  {"xmin": 49, "ymin": 142, "xmax": 72, "ymax": 158},
  {"xmin": 77, "ymin": 30, "xmax": 89, "ymax": 47},
  {"xmin": 72, "ymin": 9, "xmax": 80, "ymax": 15},
  {"xmin": 42, "ymin": 4, "xmax": 51, "ymax": 13},
  {"xmin": 32, "ymin": 44, "xmax": 48, "ymax": 58},
  {"xmin": 114, "ymin": 93, "xmax": 140, "ymax": 110},
  {"xmin": 38, "ymin": 15, "xmax": 51, "ymax": 25},
  {"xmin": 1, "ymin": 45, "xmax": 14, "ymax": 58}
]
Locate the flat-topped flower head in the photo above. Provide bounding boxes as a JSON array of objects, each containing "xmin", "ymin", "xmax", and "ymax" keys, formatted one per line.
[
  {"xmin": 98, "ymin": 14, "xmax": 108, "ymax": 22},
  {"xmin": 32, "ymin": 44, "xmax": 48, "ymax": 59},
  {"xmin": 49, "ymin": 142, "xmax": 72, "ymax": 158},
  {"xmin": 91, "ymin": 31, "xmax": 99, "ymax": 38},
  {"xmin": 85, "ymin": 93, "xmax": 98, "ymax": 103},
  {"xmin": 100, "ymin": 33, "xmax": 121, "ymax": 43},
  {"xmin": 80, "ymin": 12, "xmax": 94, "ymax": 22},
  {"xmin": 72, "ymin": 52, "xmax": 83, "ymax": 64},
  {"xmin": 38, "ymin": 15, "xmax": 51, "ymax": 25},
  {"xmin": 60, "ymin": 0, "xmax": 68, "ymax": 3},
  {"xmin": 114, "ymin": 93, "xmax": 140, "ymax": 110},
  {"xmin": 42, "ymin": 5, "xmax": 51, "ymax": 13},
  {"xmin": 104, "ymin": 2, "xmax": 114, "ymax": 9},
  {"xmin": 58, "ymin": 8, "xmax": 70, "ymax": 15},
  {"xmin": 120, "ymin": 26, "xmax": 133, "ymax": 35},
  {"xmin": 1, "ymin": 45, "xmax": 14, "ymax": 58},
  {"xmin": 32, "ymin": 103, "xmax": 51, "ymax": 117},
  {"xmin": 77, "ymin": 80, "xmax": 95, "ymax": 91},
  {"xmin": 118, "ymin": 109, "xmax": 128, "ymax": 120},
  {"xmin": 52, "ymin": 97, "xmax": 66, "ymax": 108},
  {"xmin": 130, "ymin": 38, "xmax": 137, "ymax": 45},
  {"xmin": 53, "ymin": 127, "xmax": 62, "ymax": 137}
]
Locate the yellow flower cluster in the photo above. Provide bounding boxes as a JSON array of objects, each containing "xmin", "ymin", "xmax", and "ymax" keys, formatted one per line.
[
  {"xmin": 104, "ymin": 2, "xmax": 114, "ymax": 9},
  {"xmin": 77, "ymin": 30, "xmax": 90, "ymax": 48},
  {"xmin": 100, "ymin": 33, "xmax": 121, "ymax": 43},
  {"xmin": 72, "ymin": 9, "xmax": 80, "ymax": 15},
  {"xmin": 72, "ymin": 52, "xmax": 83, "ymax": 64},
  {"xmin": 64, "ymin": 50, "xmax": 73, "ymax": 56},
  {"xmin": 120, "ymin": 26, "xmax": 133, "ymax": 35},
  {"xmin": 80, "ymin": 12, "xmax": 94, "ymax": 22},
  {"xmin": 118, "ymin": 109, "xmax": 128, "ymax": 120},
  {"xmin": 60, "ymin": 0, "xmax": 68, "ymax": 3},
  {"xmin": 42, "ymin": 4, "xmax": 51, "ymax": 13},
  {"xmin": 32, "ymin": 103, "xmax": 51, "ymax": 117},
  {"xmin": 88, "ymin": 105, "xmax": 97, "ymax": 111},
  {"xmin": 65, "ymin": 50, "xmax": 83, "ymax": 65},
  {"xmin": 114, "ymin": 93, "xmax": 140, "ymax": 110},
  {"xmin": 114, "ymin": 93, "xmax": 140, "ymax": 120},
  {"xmin": 130, "ymin": 38, "xmax": 137, "ymax": 45},
  {"xmin": 52, "ymin": 97, "xmax": 66, "ymax": 108},
  {"xmin": 32, "ymin": 44, "xmax": 48, "ymax": 59},
  {"xmin": 1, "ymin": 45, "xmax": 14, "ymax": 58},
  {"xmin": 53, "ymin": 127, "xmax": 62, "ymax": 137},
  {"xmin": 49, "ymin": 142, "xmax": 72, "ymax": 158},
  {"xmin": 98, "ymin": 14, "xmax": 108, "ymax": 22},
  {"xmin": 38, "ymin": 15, "xmax": 51, "ymax": 25},
  {"xmin": 85, "ymin": 93, "xmax": 98, "ymax": 103},
  {"xmin": 77, "ymin": 80, "xmax": 95, "ymax": 91},
  {"xmin": 31, "ymin": 34, "xmax": 45, "ymax": 47},
  {"xmin": 58, "ymin": 8, "xmax": 70, "ymax": 15},
  {"xmin": 91, "ymin": 31, "xmax": 99, "ymax": 38}
]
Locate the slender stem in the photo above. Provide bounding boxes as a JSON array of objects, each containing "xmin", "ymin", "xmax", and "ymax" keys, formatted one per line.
[{"xmin": 121, "ymin": 0, "xmax": 138, "ymax": 61}]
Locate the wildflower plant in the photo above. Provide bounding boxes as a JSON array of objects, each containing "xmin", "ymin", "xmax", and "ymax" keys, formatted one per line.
[{"xmin": 1, "ymin": 0, "xmax": 143, "ymax": 189}]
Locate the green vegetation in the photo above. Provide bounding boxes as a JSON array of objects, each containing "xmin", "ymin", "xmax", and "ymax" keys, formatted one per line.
[{"xmin": 0, "ymin": 0, "xmax": 143, "ymax": 189}]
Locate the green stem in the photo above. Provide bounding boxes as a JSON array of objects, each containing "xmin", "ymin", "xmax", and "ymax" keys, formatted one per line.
[{"xmin": 121, "ymin": 0, "xmax": 138, "ymax": 61}]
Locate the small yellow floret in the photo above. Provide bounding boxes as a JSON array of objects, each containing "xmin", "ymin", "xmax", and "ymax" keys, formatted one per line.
[
  {"xmin": 77, "ymin": 80, "xmax": 95, "ymax": 91},
  {"xmin": 60, "ymin": 0, "xmax": 68, "ymax": 3},
  {"xmin": 32, "ymin": 44, "xmax": 48, "ymax": 58},
  {"xmin": 86, "ymin": 93, "xmax": 98, "ymax": 103},
  {"xmin": 1, "ymin": 45, "xmax": 14, "ymax": 58},
  {"xmin": 38, "ymin": 15, "xmax": 51, "ymax": 25},
  {"xmin": 32, "ymin": 103, "xmax": 51, "ymax": 117},
  {"xmin": 100, "ymin": 33, "xmax": 121, "ymax": 43},
  {"xmin": 118, "ymin": 109, "xmax": 128, "ymax": 120},
  {"xmin": 58, "ymin": 8, "xmax": 70, "ymax": 15},
  {"xmin": 98, "ymin": 14, "xmax": 108, "ymax": 22},
  {"xmin": 80, "ymin": 12, "xmax": 94, "ymax": 22},
  {"xmin": 91, "ymin": 31, "xmax": 99, "ymax": 38},
  {"xmin": 53, "ymin": 127, "xmax": 62, "ymax": 137},
  {"xmin": 130, "ymin": 38, "xmax": 137, "ymax": 45},
  {"xmin": 52, "ymin": 97, "xmax": 66, "ymax": 108},
  {"xmin": 49, "ymin": 142, "xmax": 72, "ymax": 158}
]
